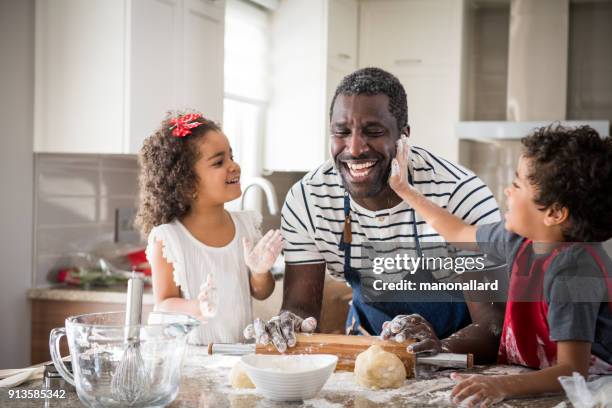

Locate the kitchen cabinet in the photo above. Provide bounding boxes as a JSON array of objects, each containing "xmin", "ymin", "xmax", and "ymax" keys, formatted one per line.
[
  {"xmin": 34, "ymin": 0, "xmax": 225, "ymax": 154},
  {"xmin": 29, "ymin": 288, "xmax": 154, "ymax": 364},
  {"xmin": 264, "ymin": 0, "xmax": 358, "ymax": 172},
  {"xmin": 359, "ymin": 0, "xmax": 465, "ymax": 162}
]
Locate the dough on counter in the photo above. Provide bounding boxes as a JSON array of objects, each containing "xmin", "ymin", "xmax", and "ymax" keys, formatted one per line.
[
  {"xmin": 229, "ymin": 361, "xmax": 255, "ymax": 389},
  {"xmin": 354, "ymin": 345, "xmax": 406, "ymax": 389}
]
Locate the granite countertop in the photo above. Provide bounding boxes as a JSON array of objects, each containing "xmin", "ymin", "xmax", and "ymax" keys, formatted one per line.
[
  {"xmin": 27, "ymin": 285, "xmax": 155, "ymax": 305},
  {"xmin": 1, "ymin": 346, "xmax": 568, "ymax": 408}
]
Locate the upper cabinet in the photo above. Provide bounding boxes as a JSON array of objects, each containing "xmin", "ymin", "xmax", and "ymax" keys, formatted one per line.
[
  {"xmin": 264, "ymin": 0, "xmax": 358, "ymax": 172},
  {"xmin": 34, "ymin": 0, "xmax": 225, "ymax": 154},
  {"xmin": 359, "ymin": 0, "xmax": 465, "ymax": 162}
]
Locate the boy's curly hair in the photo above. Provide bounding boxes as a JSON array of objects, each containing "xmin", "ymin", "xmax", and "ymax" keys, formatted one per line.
[
  {"xmin": 522, "ymin": 124, "xmax": 612, "ymax": 242},
  {"xmin": 135, "ymin": 111, "xmax": 221, "ymax": 236}
]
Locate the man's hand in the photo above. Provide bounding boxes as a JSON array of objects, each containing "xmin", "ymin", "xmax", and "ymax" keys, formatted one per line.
[
  {"xmin": 243, "ymin": 230, "xmax": 283, "ymax": 275},
  {"xmin": 243, "ymin": 311, "xmax": 317, "ymax": 353},
  {"xmin": 380, "ymin": 314, "xmax": 443, "ymax": 354},
  {"xmin": 388, "ymin": 135, "xmax": 412, "ymax": 195}
]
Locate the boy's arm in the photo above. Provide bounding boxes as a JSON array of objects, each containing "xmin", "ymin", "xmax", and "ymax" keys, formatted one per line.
[
  {"xmin": 389, "ymin": 138, "xmax": 478, "ymax": 248},
  {"xmin": 244, "ymin": 230, "xmax": 283, "ymax": 300},
  {"xmin": 451, "ymin": 341, "xmax": 591, "ymax": 404}
]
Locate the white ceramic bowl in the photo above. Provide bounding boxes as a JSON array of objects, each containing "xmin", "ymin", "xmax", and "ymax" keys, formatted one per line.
[{"xmin": 240, "ymin": 354, "xmax": 338, "ymax": 401}]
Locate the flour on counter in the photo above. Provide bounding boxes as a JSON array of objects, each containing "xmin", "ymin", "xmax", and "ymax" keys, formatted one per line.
[{"xmin": 303, "ymin": 399, "xmax": 345, "ymax": 408}]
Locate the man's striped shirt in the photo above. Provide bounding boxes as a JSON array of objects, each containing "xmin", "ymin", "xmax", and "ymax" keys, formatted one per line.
[{"xmin": 281, "ymin": 146, "xmax": 501, "ymax": 280}]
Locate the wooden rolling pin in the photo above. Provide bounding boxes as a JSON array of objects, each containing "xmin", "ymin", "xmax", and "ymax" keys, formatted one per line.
[{"xmin": 208, "ymin": 333, "xmax": 473, "ymax": 377}]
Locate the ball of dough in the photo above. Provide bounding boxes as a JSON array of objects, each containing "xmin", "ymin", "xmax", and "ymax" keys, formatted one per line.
[
  {"xmin": 229, "ymin": 361, "xmax": 255, "ymax": 389},
  {"xmin": 354, "ymin": 345, "xmax": 406, "ymax": 389}
]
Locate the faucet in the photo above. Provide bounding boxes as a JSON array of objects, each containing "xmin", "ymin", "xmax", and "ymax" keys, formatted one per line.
[{"xmin": 240, "ymin": 177, "xmax": 279, "ymax": 215}]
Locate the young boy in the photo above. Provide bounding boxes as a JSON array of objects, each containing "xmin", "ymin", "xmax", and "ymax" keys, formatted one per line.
[{"xmin": 388, "ymin": 125, "xmax": 612, "ymax": 406}]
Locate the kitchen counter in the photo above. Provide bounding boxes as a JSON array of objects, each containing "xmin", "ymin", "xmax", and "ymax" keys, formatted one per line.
[
  {"xmin": 28, "ymin": 285, "xmax": 155, "ymax": 305},
  {"xmin": 1, "ymin": 346, "xmax": 568, "ymax": 407}
]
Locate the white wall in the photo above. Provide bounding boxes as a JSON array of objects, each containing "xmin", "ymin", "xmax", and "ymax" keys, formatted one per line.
[{"xmin": 0, "ymin": 0, "xmax": 34, "ymax": 368}]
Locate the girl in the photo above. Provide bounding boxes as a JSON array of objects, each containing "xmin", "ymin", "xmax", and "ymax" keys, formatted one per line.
[
  {"xmin": 388, "ymin": 126, "xmax": 612, "ymax": 406},
  {"xmin": 136, "ymin": 111, "xmax": 282, "ymax": 344}
]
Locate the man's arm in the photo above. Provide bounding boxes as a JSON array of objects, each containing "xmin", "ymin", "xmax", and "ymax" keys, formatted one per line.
[
  {"xmin": 281, "ymin": 263, "xmax": 326, "ymax": 326},
  {"xmin": 442, "ymin": 301, "xmax": 505, "ymax": 364}
]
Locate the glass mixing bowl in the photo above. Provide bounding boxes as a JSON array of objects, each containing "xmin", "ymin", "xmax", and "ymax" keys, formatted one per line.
[{"xmin": 50, "ymin": 311, "xmax": 200, "ymax": 407}]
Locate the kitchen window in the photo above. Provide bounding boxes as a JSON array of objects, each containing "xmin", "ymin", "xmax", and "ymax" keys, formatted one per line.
[{"xmin": 223, "ymin": 0, "xmax": 271, "ymax": 183}]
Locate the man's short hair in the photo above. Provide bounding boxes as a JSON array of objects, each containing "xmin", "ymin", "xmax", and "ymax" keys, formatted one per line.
[{"xmin": 329, "ymin": 67, "xmax": 408, "ymax": 131}]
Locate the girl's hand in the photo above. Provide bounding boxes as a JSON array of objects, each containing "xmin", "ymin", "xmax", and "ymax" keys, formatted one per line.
[
  {"xmin": 197, "ymin": 274, "xmax": 217, "ymax": 319},
  {"xmin": 243, "ymin": 230, "xmax": 283, "ymax": 275},
  {"xmin": 450, "ymin": 373, "xmax": 507, "ymax": 407},
  {"xmin": 388, "ymin": 135, "xmax": 413, "ymax": 195}
]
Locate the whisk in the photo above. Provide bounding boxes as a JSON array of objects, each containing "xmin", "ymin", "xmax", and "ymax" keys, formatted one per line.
[{"xmin": 111, "ymin": 276, "xmax": 150, "ymax": 404}]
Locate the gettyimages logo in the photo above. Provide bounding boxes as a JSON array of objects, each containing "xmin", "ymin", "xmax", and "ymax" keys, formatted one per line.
[{"xmin": 358, "ymin": 241, "xmax": 612, "ymax": 304}]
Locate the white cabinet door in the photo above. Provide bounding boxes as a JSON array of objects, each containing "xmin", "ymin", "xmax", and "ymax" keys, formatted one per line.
[
  {"xmin": 264, "ymin": 0, "xmax": 327, "ymax": 171},
  {"xmin": 327, "ymin": 0, "xmax": 358, "ymax": 72},
  {"xmin": 35, "ymin": 0, "xmax": 225, "ymax": 154},
  {"xmin": 35, "ymin": 0, "xmax": 126, "ymax": 153},
  {"xmin": 360, "ymin": 0, "xmax": 462, "ymax": 73},
  {"xmin": 182, "ymin": 0, "xmax": 225, "ymax": 122},
  {"xmin": 128, "ymin": 0, "xmax": 182, "ymax": 153}
]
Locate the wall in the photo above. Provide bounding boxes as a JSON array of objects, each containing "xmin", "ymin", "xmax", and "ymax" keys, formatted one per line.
[
  {"xmin": 567, "ymin": 0, "xmax": 612, "ymax": 124},
  {"xmin": 464, "ymin": 2, "xmax": 509, "ymax": 120},
  {"xmin": 0, "ymin": 0, "xmax": 34, "ymax": 368},
  {"xmin": 33, "ymin": 154, "xmax": 140, "ymax": 287}
]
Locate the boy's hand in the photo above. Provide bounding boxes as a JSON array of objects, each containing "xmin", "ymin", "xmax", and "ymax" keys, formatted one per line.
[
  {"xmin": 388, "ymin": 135, "xmax": 412, "ymax": 195},
  {"xmin": 450, "ymin": 373, "xmax": 507, "ymax": 407},
  {"xmin": 243, "ymin": 311, "xmax": 317, "ymax": 353},
  {"xmin": 197, "ymin": 274, "xmax": 217, "ymax": 319},
  {"xmin": 380, "ymin": 314, "xmax": 442, "ymax": 354},
  {"xmin": 243, "ymin": 230, "xmax": 283, "ymax": 275}
]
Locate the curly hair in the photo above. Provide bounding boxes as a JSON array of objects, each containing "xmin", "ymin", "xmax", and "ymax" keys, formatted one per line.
[
  {"xmin": 329, "ymin": 67, "xmax": 408, "ymax": 130},
  {"xmin": 521, "ymin": 124, "xmax": 612, "ymax": 242},
  {"xmin": 135, "ymin": 111, "xmax": 221, "ymax": 236}
]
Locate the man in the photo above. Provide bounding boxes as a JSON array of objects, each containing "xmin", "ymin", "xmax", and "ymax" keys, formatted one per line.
[{"xmin": 245, "ymin": 67, "xmax": 503, "ymax": 362}]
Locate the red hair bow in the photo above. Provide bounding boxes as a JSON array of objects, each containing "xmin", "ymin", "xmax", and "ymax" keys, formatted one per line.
[{"xmin": 169, "ymin": 113, "xmax": 202, "ymax": 137}]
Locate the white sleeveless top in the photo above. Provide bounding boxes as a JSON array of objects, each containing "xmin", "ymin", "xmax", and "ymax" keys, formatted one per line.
[{"xmin": 145, "ymin": 211, "xmax": 262, "ymax": 344}]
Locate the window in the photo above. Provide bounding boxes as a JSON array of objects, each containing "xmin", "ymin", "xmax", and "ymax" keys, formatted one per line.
[
  {"xmin": 223, "ymin": 0, "xmax": 270, "ymax": 178},
  {"xmin": 223, "ymin": 0, "xmax": 271, "ymax": 211}
]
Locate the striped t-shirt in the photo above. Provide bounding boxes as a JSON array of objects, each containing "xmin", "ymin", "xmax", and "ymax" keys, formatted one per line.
[{"xmin": 281, "ymin": 146, "xmax": 501, "ymax": 281}]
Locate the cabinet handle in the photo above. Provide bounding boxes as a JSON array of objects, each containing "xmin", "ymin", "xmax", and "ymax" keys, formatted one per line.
[
  {"xmin": 394, "ymin": 58, "xmax": 423, "ymax": 65},
  {"xmin": 337, "ymin": 53, "xmax": 352, "ymax": 60}
]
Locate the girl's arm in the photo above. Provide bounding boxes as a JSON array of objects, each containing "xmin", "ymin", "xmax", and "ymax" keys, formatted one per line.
[
  {"xmin": 244, "ymin": 230, "xmax": 282, "ymax": 300},
  {"xmin": 389, "ymin": 138, "xmax": 478, "ymax": 245},
  {"xmin": 149, "ymin": 238, "xmax": 201, "ymax": 317},
  {"xmin": 451, "ymin": 341, "xmax": 591, "ymax": 405}
]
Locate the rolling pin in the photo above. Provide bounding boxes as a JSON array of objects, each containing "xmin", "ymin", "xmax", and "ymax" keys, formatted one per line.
[{"xmin": 208, "ymin": 333, "xmax": 473, "ymax": 377}]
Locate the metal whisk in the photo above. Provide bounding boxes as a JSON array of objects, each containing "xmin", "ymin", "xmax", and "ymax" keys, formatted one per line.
[{"xmin": 111, "ymin": 276, "xmax": 150, "ymax": 404}]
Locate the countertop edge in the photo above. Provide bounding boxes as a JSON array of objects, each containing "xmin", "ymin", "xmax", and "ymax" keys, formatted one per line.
[{"xmin": 27, "ymin": 287, "xmax": 155, "ymax": 305}]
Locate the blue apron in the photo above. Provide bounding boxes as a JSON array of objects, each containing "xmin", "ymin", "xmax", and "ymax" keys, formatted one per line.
[{"xmin": 340, "ymin": 189, "xmax": 471, "ymax": 338}]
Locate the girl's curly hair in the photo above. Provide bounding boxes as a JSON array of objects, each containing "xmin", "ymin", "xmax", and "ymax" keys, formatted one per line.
[
  {"xmin": 522, "ymin": 124, "xmax": 612, "ymax": 242},
  {"xmin": 135, "ymin": 111, "xmax": 221, "ymax": 236}
]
